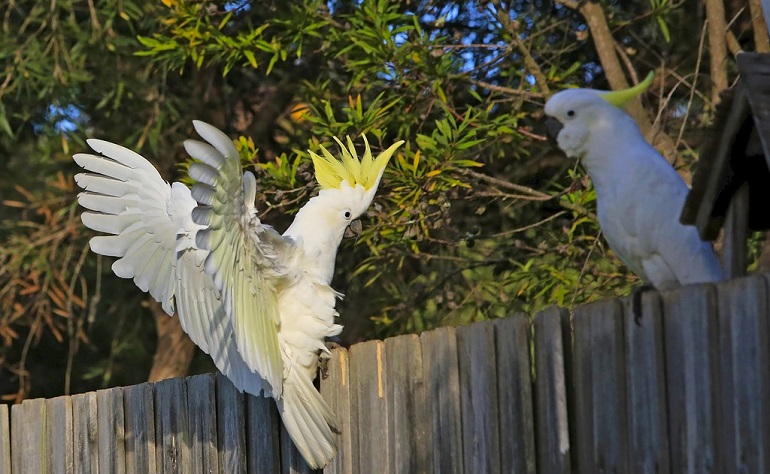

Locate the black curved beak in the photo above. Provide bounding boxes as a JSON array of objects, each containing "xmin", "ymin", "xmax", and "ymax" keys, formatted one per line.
[
  {"xmin": 544, "ymin": 118, "xmax": 563, "ymax": 145},
  {"xmin": 344, "ymin": 219, "xmax": 363, "ymax": 239}
]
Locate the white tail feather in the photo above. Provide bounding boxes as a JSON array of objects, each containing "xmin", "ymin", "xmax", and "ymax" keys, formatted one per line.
[{"xmin": 275, "ymin": 366, "xmax": 339, "ymax": 470}]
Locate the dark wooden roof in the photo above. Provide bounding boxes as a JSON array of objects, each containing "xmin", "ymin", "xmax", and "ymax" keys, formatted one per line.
[{"xmin": 681, "ymin": 52, "xmax": 770, "ymax": 240}]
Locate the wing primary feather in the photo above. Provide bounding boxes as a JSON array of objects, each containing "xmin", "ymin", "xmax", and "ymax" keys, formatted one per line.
[
  {"xmin": 80, "ymin": 212, "xmax": 135, "ymax": 234},
  {"xmin": 191, "ymin": 184, "xmax": 216, "ymax": 206},
  {"xmin": 192, "ymin": 121, "xmax": 240, "ymax": 159},
  {"xmin": 74, "ymin": 173, "xmax": 137, "ymax": 196},
  {"xmin": 243, "ymin": 171, "xmax": 257, "ymax": 211},
  {"xmin": 85, "ymin": 140, "xmax": 164, "ymax": 180},
  {"xmin": 77, "ymin": 194, "xmax": 130, "ymax": 215},
  {"xmin": 184, "ymin": 140, "xmax": 226, "ymax": 168},
  {"xmin": 73, "ymin": 154, "xmax": 133, "ymax": 182},
  {"xmin": 191, "ymin": 206, "xmax": 213, "ymax": 227},
  {"xmin": 188, "ymin": 162, "xmax": 220, "ymax": 186}
]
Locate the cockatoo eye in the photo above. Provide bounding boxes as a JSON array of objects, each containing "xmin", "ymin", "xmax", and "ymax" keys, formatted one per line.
[
  {"xmin": 566, "ymin": 110, "xmax": 576, "ymax": 118},
  {"xmin": 341, "ymin": 209, "xmax": 352, "ymax": 220}
]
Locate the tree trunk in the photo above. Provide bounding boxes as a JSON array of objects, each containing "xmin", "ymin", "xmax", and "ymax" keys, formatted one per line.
[
  {"xmin": 559, "ymin": 0, "xmax": 682, "ymax": 167},
  {"xmin": 749, "ymin": 0, "xmax": 770, "ymax": 52},
  {"xmin": 704, "ymin": 0, "xmax": 729, "ymax": 104},
  {"xmin": 147, "ymin": 300, "xmax": 196, "ymax": 382}
]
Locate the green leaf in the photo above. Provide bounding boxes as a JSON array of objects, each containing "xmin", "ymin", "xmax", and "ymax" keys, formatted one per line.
[
  {"xmin": 243, "ymin": 50, "xmax": 258, "ymax": 68},
  {"xmin": 0, "ymin": 102, "xmax": 13, "ymax": 137},
  {"xmin": 656, "ymin": 16, "xmax": 671, "ymax": 43}
]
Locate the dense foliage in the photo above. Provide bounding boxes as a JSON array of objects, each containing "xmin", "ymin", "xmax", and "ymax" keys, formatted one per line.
[{"xmin": 0, "ymin": 0, "xmax": 761, "ymax": 400}]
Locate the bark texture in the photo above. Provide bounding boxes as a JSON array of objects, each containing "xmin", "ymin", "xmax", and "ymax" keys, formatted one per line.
[
  {"xmin": 749, "ymin": 0, "xmax": 770, "ymax": 52},
  {"xmin": 556, "ymin": 0, "xmax": 680, "ymax": 164},
  {"xmin": 147, "ymin": 300, "xmax": 196, "ymax": 382},
  {"xmin": 704, "ymin": 0, "xmax": 729, "ymax": 103}
]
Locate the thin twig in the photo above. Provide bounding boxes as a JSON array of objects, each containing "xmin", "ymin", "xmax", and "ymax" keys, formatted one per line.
[
  {"xmin": 569, "ymin": 229, "xmax": 603, "ymax": 309},
  {"xmin": 460, "ymin": 168, "xmax": 598, "ymax": 220},
  {"xmin": 675, "ymin": 21, "xmax": 707, "ymax": 153},
  {"xmin": 493, "ymin": 211, "xmax": 568, "ymax": 238},
  {"xmin": 464, "ymin": 78, "xmax": 545, "ymax": 99}
]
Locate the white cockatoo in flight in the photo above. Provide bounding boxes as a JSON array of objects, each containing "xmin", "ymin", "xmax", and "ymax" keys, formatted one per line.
[
  {"xmin": 543, "ymin": 73, "xmax": 724, "ymax": 300},
  {"xmin": 73, "ymin": 120, "xmax": 404, "ymax": 468}
]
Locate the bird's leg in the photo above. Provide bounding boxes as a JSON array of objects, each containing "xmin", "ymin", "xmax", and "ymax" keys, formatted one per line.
[
  {"xmin": 319, "ymin": 340, "xmax": 341, "ymax": 380},
  {"xmin": 631, "ymin": 284, "xmax": 655, "ymax": 326}
]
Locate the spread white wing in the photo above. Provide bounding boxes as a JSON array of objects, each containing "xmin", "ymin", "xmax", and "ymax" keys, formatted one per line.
[
  {"xmin": 185, "ymin": 122, "xmax": 339, "ymax": 467},
  {"xmin": 185, "ymin": 121, "xmax": 292, "ymax": 396},
  {"xmin": 73, "ymin": 139, "xmax": 266, "ymax": 397},
  {"xmin": 74, "ymin": 140, "xmax": 179, "ymax": 314},
  {"xmin": 75, "ymin": 123, "xmax": 339, "ymax": 468}
]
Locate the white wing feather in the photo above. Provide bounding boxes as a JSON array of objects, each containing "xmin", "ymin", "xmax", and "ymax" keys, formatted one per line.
[
  {"xmin": 186, "ymin": 122, "xmax": 341, "ymax": 468},
  {"xmin": 73, "ymin": 139, "xmax": 264, "ymax": 395},
  {"xmin": 76, "ymin": 123, "xmax": 341, "ymax": 468},
  {"xmin": 185, "ymin": 121, "xmax": 290, "ymax": 396},
  {"xmin": 74, "ymin": 141, "xmax": 179, "ymax": 314}
]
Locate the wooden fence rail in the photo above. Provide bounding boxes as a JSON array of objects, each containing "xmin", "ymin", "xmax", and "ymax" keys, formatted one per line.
[{"xmin": 2, "ymin": 273, "xmax": 770, "ymax": 473}]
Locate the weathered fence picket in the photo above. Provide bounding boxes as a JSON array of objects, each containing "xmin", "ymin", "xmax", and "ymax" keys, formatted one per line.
[
  {"xmin": 661, "ymin": 283, "xmax": 719, "ymax": 473},
  {"xmin": 46, "ymin": 396, "xmax": 73, "ymax": 474},
  {"xmin": 0, "ymin": 404, "xmax": 9, "ymax": 474},
  {"xmin": 215, "ymin": 373, "xmax": 246, "ymax": 473},
  {"xmin": 493, "ymin": 314, "xmax": 535, "ymax": 474},
  {"xmin": 3, "ymin": 274, "xmax": 770, "ymax": 473},
  {"xmin": 153, "ymin": 377, "xmax": 190, "ymax": 472},
  {"xmin": 457, "ymin": 320, "xmax": 501, "ymax": 474},
  {"xmin": 11, "ymin": 398, "xmax": 46, "ymax": 474},
  {"xmin": 71, "ymin": 391, "xmax": 97, "ymax": 473},
  {"xmin": 186, "ymin": 374, "xmax": 217, "ymax": 474},
  {"xmin": 383, "ymin": 334, "xmax": 429, "ymax": 474},
  {"xmin": 122, "ymin": 383, "xmax": 156, "ymax": 473},
  {"xmin": 97, "ymin": 387, "xmax": 125, "ymax": 474},
  {"xmin": 625, "ymin": 292, "xmax": 669, "ymax": 474},
  {"xmin": 348, "ymin": 340, "xmax": 387, "ymax": 473},
  {"xmin": 573, "ymin": 298, "xmax": 628, "ymax": 473},
  {"xmin": 420, "ymin": 326, "xmax": 463, "ymax": 474},
  {"xmin": 533, "ymin": 306, "xmax": 571, "ymax": 474},
  {"xmin": 245, "ymin": 388, "xmax": 281, "ymax": 473},
  {"xmin": 319, "ymin": 347, "xmax": 351, "ymax": 474},
  {"xmin": 716, "ymin": 275, "xmax": 770, "ymax": 473}
]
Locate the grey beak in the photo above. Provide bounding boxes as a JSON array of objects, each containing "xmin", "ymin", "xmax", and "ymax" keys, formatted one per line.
[
  {"xmin": 344, "ymin": 219, "xmax": 363, "ymax": 239},
  {"xmin": 545, "ymin": 118, "xmax": 564, "ymax": 145}
]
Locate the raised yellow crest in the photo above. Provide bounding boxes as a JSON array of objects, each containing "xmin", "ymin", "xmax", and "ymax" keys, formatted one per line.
[
  {"xmin": 598, "ymin": 71, "xmax": 654, "ymax": 108},
  {"xmin": 310, "ymin": 136, "xmax": 404, "ymax": 190}
]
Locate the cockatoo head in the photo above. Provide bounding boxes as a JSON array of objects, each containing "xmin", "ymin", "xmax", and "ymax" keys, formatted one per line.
[
  {"xmin": 543, "ymin": 72, "xmax": 654, "ymax": 159},
  {"xmin": 307, "ymin": 136, "xmax": 404, "ymax": 237}
]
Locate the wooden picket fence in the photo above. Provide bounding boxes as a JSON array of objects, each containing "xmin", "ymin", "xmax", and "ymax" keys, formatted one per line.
[{"xmin": 2, "ymin": 272, "xmax": 770, "ymax": 473}]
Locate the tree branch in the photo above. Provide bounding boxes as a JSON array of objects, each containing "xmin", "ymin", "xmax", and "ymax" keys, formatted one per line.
[
  {"xmin": 459, "ymin": 168, "xmax": 598, "ymax": 220},
  {"xmin": 492, "ymin": 0, "xmax": 550, "ymax": 93},
  {"xmin": 748, "ymin": 0, "xmax": 770, "ymax": 52},
  {"xmin": 147, "ymin": 300, "xmax": 195, "ymax": 382},
  {"xmin": 465, "ymin": 78, "xmax": 545, "ymax": 99},
  {"xmin": 704, "ymin": 0, "xmax": 729, "ymax": 104},
  {"xmin": 555, "ymin": 0, "xmax": 681, "ymax": 165}
]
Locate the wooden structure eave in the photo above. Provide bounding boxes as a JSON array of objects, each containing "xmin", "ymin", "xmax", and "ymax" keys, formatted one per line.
[{"xmin": 682, "ymin": 52, "xmax": 770, "ymax": 240}]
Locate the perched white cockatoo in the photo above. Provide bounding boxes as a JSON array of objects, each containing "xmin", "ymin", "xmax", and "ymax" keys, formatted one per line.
[
  {"xmin": 73, "ymin": 120, "xmax": 404, "ymax": 468},
  {"xmin": 543, "ymin": 73, "xmax": 724, "ymax": 294}
]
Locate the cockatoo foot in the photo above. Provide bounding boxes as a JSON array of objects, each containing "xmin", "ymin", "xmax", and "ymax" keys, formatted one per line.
[
  {"xmin": 631, "ymin": 284, "xmax": 655, "ymax": 326},
  {"xmin": 319, "ymin": 341, "xmax": 342, "ymax": 379}
]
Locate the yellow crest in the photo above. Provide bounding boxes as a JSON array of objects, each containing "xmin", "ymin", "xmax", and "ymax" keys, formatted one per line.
[
  {"xmin": 310, "ymin": 136, "xmax": 404, "ymax": 190},
  {"xmin": 598, "ymin": 71, "xmax": 654, "ymax": 108}
]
